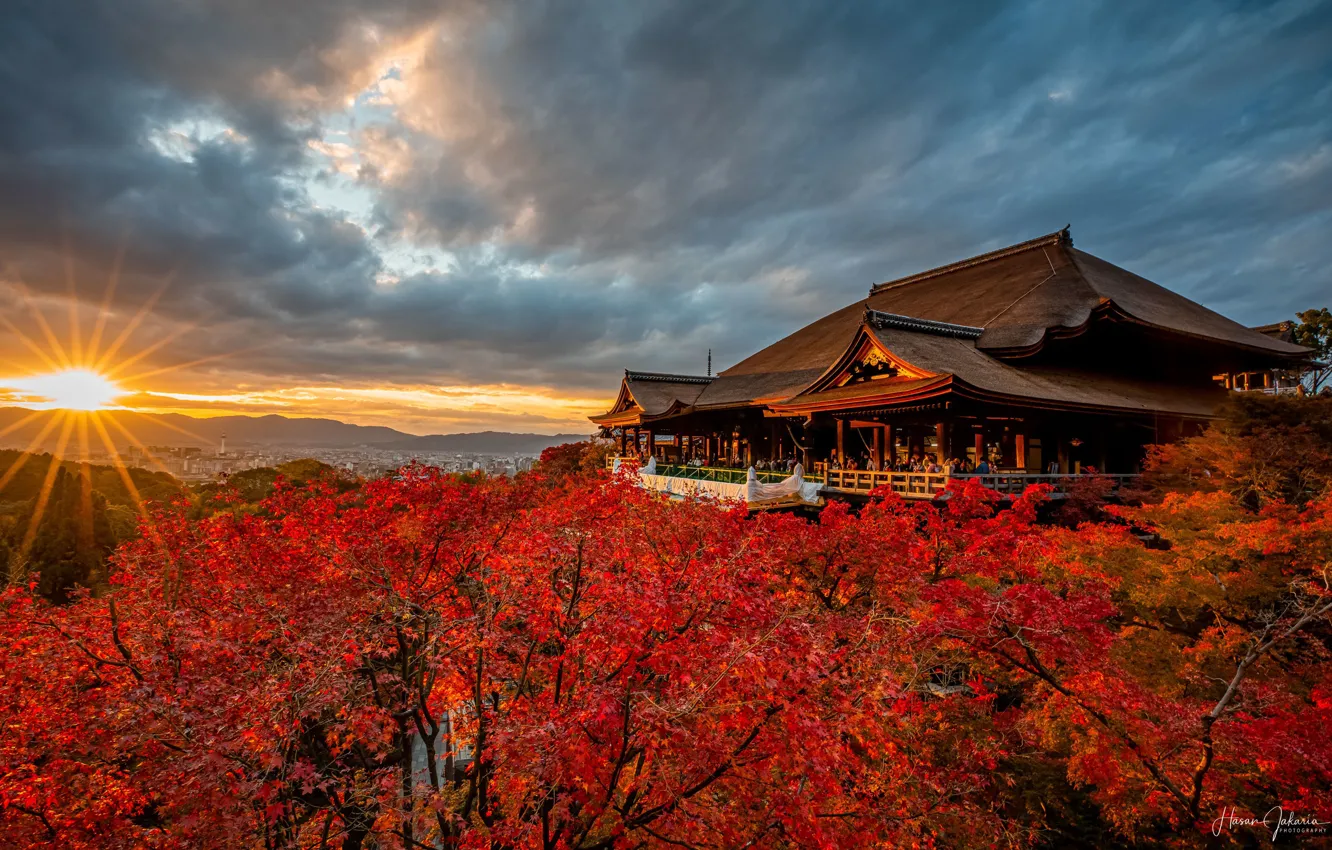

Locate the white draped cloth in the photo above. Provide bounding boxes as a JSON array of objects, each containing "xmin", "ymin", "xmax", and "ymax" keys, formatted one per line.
[
  {"xmin": 745, "ymin": 464, "xmax": 821, "ymax": 505},
  {"xmin": 632, "ymin": 459, "xmax": 821, "ymax": 507}
]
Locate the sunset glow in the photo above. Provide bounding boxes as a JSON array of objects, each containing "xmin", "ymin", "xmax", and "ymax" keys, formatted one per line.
[{"xmin": 8, "ymin": 369, "xmax": 125, "ymax": 411}]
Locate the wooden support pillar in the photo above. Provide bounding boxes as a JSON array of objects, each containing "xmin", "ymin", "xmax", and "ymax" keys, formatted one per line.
[
  {"xmin": 1015, "ymin": 433, "xmax": 1027, "ymax": 471},
  {"xmin": 634, "ymin": 427, "xmax": 642, "ymax": 457},
  {"xmin": 619, "ymin": 429, "xmax": 627, "ymax": 455},
  {"xmin": 935, "ymin": 421, "xmax": 948, "ymax": 465},
  {"xmin": 771, "ymin": 421, "xmax": 782, "ymax": 461},
  {"xmin": 872, "ymin": 425, "xmax": 884, "ymax": 471},
  {"xmin": 836, "ymin": 418, "xmax": 846, "ymax": 464},
  {"xmin": 886, "ymin": 423, "xmax": 897, "ymax": 466},
  {"xmin": 646, "ymin": 429, "xmax": 656, "ymax": 460},
  {"xmin": 973, "ymin": 429, "xmax": 985, "ymax": 465}
]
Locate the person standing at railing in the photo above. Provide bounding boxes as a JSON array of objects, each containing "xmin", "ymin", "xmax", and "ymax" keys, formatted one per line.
[{"xmin": 975, "ymin": 458, "xmax": 992, "ymax": 475}]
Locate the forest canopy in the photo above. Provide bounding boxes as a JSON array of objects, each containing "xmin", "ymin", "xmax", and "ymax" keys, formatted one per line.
[{"xmin": 0, "ymin": 399, "xmax": 1330, "ymax": 848}]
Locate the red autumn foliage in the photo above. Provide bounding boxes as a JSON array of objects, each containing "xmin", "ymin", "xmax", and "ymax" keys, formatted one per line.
[{"xmin": 2, "ymin": 448, "xmax": 1330, "ymax": 848}]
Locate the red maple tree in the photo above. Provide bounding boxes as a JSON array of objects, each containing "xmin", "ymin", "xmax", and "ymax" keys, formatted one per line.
[{"xmin": 2, "ymin": 448, "xmax": 1329, "ymax": 848}]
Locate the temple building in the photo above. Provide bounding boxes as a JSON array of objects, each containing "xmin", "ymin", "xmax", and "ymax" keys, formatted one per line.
[{"xmin": 591, "ymin": 228, "xmax": 1311, "ymax": 500}]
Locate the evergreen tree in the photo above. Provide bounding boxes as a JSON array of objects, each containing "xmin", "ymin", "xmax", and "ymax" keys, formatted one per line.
[{"xmin": 7, "ymin": 466, "xmax": 116, "ymax": 602}]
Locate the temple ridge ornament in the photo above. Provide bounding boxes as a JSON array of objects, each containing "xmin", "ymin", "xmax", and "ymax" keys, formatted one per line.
[{"xmin": 838, "ymin": 346, "xmax": 900, "ymax": 385}]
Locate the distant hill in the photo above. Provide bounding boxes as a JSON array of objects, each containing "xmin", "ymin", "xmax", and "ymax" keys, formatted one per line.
[
  {"xmin": 384, "ymin": 431, "xmax": 588, "ymax": 454},
  {"xmin": 0, "ymin": 407, "xmax": 589, "ymax": 456}
]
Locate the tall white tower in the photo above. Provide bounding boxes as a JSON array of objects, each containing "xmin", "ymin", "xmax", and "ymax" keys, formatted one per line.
[{"xmin": 219, "ymin": 433, "xmax": 227, "ymax": 457}]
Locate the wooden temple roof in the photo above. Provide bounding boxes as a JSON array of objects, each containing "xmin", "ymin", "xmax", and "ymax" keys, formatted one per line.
[
  {"xmin": 1251, "ymin": 320, "xmax": 1297, "ymax": 344},
  {"xmin": 590, "ymin": 370, "xmax": 714, "ymax": 426},
  {"xmin": 768, "ymin": 315, "xmax": 1227, "ymax": 418},
  {"xmin": 592, "ymin": 228, "xmax": 1311, "ymax": 426}
]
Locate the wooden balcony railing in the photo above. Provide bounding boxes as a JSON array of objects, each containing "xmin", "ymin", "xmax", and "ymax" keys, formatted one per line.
[
  {"xmin": 610, "ymin": 457, "xmax": 1139, "ymax": 501},
  {"xmin": 825, "ymin": 469, "xmax": 1139, "ymax": 498},
  {"xmin": 824, "ymin": 468, "xmax": 949, "ymax": 497}
]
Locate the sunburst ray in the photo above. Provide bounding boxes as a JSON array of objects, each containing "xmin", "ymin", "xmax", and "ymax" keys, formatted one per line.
[
  {"xmin": 117, "ymin": 343, "xmax": 266, "ymax": 386},
  {"xmin": 103, "ymin": 319, "xmax": 201, "ymax": 380},
  {"xmin": 0, "ymin": 411, "xmax": 67, "ymax": 495},
  {"xmin": 0, "ymin": 312, "xmax": 64, "ymax": 375},
  {"xmin": 18, "ymin": 413, "xmax": 76, "ymax": 558},
  {"xmin": 102, "ymin": 415, "xmax": 175, "ymax": 478},
  {"xmin": 92, "ymin": 271, "xmax": 175, "ymax": 373},
  {"xmin": 89, "ymin": 413, "xmax": 148, "ymax": 518},
  {"xmin": 114, "ymin": 410, "xmax": 214, "ymax": 447},
  {"xmin": 89, "ymin": 414, "xmax": 165, "ymax": 556},
  {"xmin": 0, "ymin": 409, "xmax": 47, "ymax": 442},
  {"xmin": 63, "ymin": 232, "xmax": 83, "ymax": 367},
  {"xmin": 9, "ymin": 274, "xmax": 74, "ymax": 372},
  {"xmin": 84, "ymin": 241, "xmax": 128, "ymax": 367}
]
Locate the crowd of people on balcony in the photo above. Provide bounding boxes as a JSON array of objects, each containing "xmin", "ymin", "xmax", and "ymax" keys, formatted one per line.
[
  {"xmin": 619, "ymin": 444, "xmax": 1101, "ymax": 479},
  {"xmin": 621, "ymin": 446, "xmax": 1004, "ymax": 476},
  {"xmin": 828, "ymin": 453, "xmax": 992, "ymax": 475}
]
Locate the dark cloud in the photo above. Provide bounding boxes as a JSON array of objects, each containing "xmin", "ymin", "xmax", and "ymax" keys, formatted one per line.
[{"xmin": 1, "ymin": 0, "xmax": 1329, "ymax": 418}]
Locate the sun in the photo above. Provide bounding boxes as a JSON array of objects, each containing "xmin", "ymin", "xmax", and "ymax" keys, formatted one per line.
[{"xmin": 10, "ymin": 368, "xmax": 126, "ymax": 411}]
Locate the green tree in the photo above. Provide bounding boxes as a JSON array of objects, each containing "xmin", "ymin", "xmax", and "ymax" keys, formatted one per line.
[
  {"xmin": 6, "ymin": 466, "xmax": 117, "ymax": 602},
  {"xmin": 1294, "ymin": 307, "xmax": 1332, "ymax": 392},
  {"xmin": 196, "ymin": 458, "xmax": 351, "ymax": 508}
]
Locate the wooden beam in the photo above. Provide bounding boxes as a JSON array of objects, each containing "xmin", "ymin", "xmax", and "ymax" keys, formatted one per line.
[
  {"xmin": 886, "ymin": 422, "xmax": 896, "ymax": 465},
  {"xmin": 836, "ymin": 418, "xmax": 846, "ymax": 463},
  {"xmin": 872, "ymin": 424, "xmax": 884, "ymax": 471},
  {"xmin": 935, "ymin": 421, "xmax": 948, "ymax": 465},
  {"xmin": 1015, "ymin": 433, "xmax": 1027, "ymax": 470}
]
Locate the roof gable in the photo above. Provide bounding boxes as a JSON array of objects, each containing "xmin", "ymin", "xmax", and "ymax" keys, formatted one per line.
[
  {"xmin": 867, "ymin": 228, "xmax": 1307, "ymax": 357},
  {"xmin": 590, "ymin": 371, "xmax": 714, "ymax": 425},
  {"xmin": 801, "ymin": 320, "xmax": 941, "ymax": 396}
]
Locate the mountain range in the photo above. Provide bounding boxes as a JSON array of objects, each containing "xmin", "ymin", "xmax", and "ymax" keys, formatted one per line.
[{"xmin": 0, "ymin": 407, "xmax": 587, "ymax": 456}]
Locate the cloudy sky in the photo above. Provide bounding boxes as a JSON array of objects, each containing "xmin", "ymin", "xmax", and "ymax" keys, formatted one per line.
[{"xmin": 0, "ymin": 0, "xmax": 1329, "ymax": 434}]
